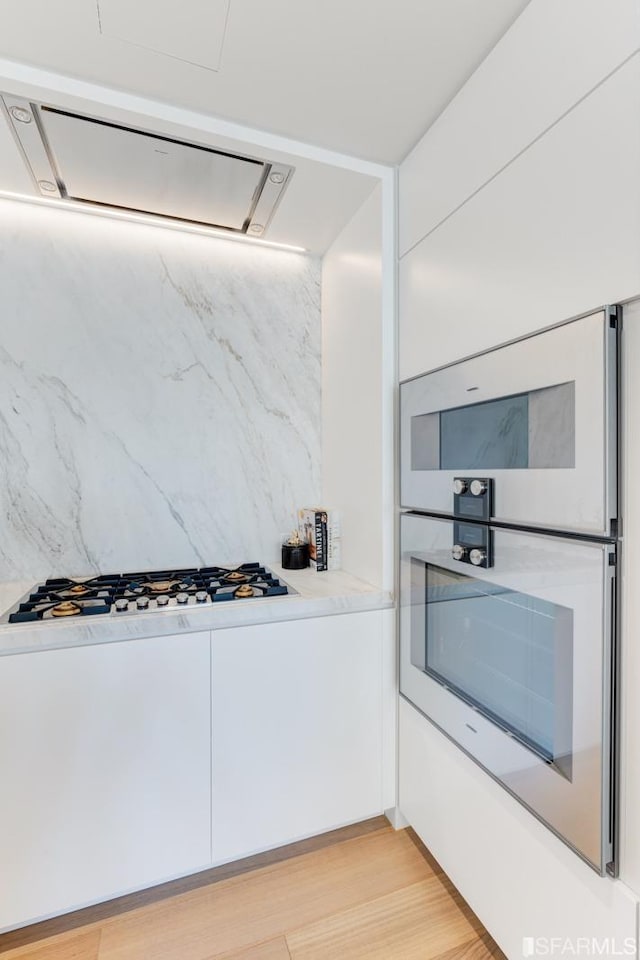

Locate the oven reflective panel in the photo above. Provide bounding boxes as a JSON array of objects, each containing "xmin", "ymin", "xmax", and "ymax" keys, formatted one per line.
[{"xmin": 411, "ymin": 382, "xmax": 575, "ymax": 471}]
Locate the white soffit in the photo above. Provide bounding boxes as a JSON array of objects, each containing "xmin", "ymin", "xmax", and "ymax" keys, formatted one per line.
[
  {"xmin": 0, "ymin": 83, "xmax": 378, "ymax": 253},
  {"xmin": 97, "ymin": 0, "xmax": 230, "ymax": 71}
]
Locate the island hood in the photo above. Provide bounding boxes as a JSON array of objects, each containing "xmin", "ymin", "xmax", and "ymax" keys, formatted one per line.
[{"xmin": 2, "ymin": 94, "xmax": 294, "ymax": 238}]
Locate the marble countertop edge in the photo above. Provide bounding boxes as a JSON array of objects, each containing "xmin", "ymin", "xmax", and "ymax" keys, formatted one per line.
[{"xmin": 0, "ymin": 568, "xmax": 394, "ymax": 657}]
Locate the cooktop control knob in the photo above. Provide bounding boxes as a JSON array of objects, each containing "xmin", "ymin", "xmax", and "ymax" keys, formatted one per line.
[
  {"xmin": 176, "ymin": 592, "xmax": 189, "ymax": 604},
  {"xmin": 136, "ymin": 596, "xmax": 149, "ymax": 609},
  {"xmin": 470, "ymin": 479, "xmax": 487, "ymax": 497},
  {"xmin": 115, "ymin": 598, "xmax": 129, "ymax": 612},
  {"xmin": 469, "ymin": 548, "xmax": 486, "ymax": 566},
  {"xmin": 452, "ymin": 544, "xmax": 467, "ymax": 561},
  {"xmin": 156, "ymin": 595, "xmax": 170, "ymax": 606},
  {"xmin": 453, "ymin": 479, "xmax": 467, "ymax": 496},
  {"xmin": 195, "ymin": 590, "xmax": 208, "ymax": 603}
]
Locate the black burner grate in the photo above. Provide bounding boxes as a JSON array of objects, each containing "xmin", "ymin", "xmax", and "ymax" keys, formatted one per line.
[{"xmin": 3, "ymin": 564, "xmax": 291, "ymax": 623}]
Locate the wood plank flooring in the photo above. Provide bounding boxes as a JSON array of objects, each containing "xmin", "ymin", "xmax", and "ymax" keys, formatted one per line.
[{"xmin": 0, "ymin": 823, "xmax": 505, "ymax": 960}]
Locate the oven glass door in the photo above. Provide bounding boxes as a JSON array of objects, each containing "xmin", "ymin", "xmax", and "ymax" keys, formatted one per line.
[
  {"xmin": 418, "ymin": 561, "xmax": 573, "ymax": 779},
  {"xmin": 399, "ymin": 309, "xmax": 617, "ymax": 537},
  {"xmin": 399, "ymin": 513, "xmax": 616, "ymax": 874}
]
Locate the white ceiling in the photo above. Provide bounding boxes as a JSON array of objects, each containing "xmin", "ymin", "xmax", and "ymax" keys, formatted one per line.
[{"xmin": 0, "ymin": 0, "xmax": 531, "ymax": 164}]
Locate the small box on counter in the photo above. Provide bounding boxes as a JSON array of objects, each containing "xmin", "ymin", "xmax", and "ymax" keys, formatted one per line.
[
  {"xmin": 297, "ymin": 508, "xmax": 341, "ymax": 572},
  {"xmin": 297, "ymin": 508, "xmax": 327, "ymax": 571},
  {"xmin": 325, "ymin": 510, "xmax": 341, "ymax": 571}
]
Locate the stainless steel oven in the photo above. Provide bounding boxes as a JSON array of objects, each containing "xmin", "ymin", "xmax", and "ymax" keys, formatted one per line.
[
  {"xmin": 400, "ymin": 513, "xmax": 616, "ymax": 874},
  {"xmin": 398, "ymin": 306, "xmax": 620, "ymax": 876},
  {"xmin": 400, "ymin": 307, "xmax": 618, "ymax": 538}
]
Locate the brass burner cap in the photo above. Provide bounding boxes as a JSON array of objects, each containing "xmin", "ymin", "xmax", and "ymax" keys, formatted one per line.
[
  {"xmin": 51, "ymin": 601, "xmax": 82, "ymax": 617},
  {"xmin": 148, "ymin": 581, "xmax": 175, "ymax": 593},
  {"xmin": 69, "ymin": 584, "xmax": 90, "ymax": 596},
  {"xmin": 234, "ymin": 584, "xmax": 254, "ymax": 598},
  {"xmin": 226, "ymin": 571, "xmax": 248, "ymax": 582}
]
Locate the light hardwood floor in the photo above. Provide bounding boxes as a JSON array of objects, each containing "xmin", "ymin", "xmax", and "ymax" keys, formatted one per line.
[{"xmin": 0, "ymin": 822, "xmax": 505, "ymax": 960}]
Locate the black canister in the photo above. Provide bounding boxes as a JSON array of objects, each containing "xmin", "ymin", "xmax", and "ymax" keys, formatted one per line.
[{"xmin": 281, "ymin": 541, "xmax": 309, "ymax": 569}]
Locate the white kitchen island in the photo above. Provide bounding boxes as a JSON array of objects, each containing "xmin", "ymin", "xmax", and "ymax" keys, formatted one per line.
[{"xmin": 0, "ymin": 571, "xmax": 393, "ymax": 933}]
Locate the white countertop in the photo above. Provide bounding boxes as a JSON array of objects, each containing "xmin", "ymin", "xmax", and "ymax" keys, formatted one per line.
[{"xmin": 0, "ymin": 566, "xmax": 393, "ymax": 656}]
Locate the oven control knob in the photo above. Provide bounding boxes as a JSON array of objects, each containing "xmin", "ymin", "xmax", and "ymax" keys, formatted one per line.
[
  {"xmin": 470, "ymin": 479, "xmax": 487, "ymax": 497},
  {"xmin": 136, "ymin": 596, "xmax": 149, "ymax": 609},
  {"xmin": 469, "ymin": 548, "xmax": 486, "ymax": 566},
  {"xmin": 176, "ymin": 592, "xmax": 189, "ymax": 604},
  {"xmin": 115, "ymin": 598, "xmax": 129, "ymax": 612},
  {"xmin": 195, "ymin": 590, "xmax": 208, "ymax": 603},
  {"xmin": 453, "ymin": 479, "xmax": 467, "ymax": 496},
  {"xmin": 156, "ymin": 595, "xmax": 170, "ymax": 606},
  {"xmin": 452, "ymin": 544, "xmax": 467, "ymax": 561}
]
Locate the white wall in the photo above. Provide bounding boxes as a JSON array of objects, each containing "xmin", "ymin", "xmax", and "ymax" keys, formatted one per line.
[
  {"xmin": 0, "ymin": 199, "xmax": 321, "ymax": 579},
  {"xmin": 321, "ymin": 183, "xmax": 397, "ymax": 813},
  {"xmin": 321, "ymin": 183, "xmax": 383, "ymax": 587},
  {"xmin": 398, "ymin": 0, "xmax": 640, "ymax": 952}
]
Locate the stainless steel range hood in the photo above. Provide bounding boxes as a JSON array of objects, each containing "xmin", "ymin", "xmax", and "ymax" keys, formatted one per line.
[{"xmin": 2, "ymin": 95, "xmax": 294, "ymax": 237}]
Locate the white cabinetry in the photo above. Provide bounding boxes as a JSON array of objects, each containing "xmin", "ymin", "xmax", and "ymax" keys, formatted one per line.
[
  {"xmin": 399, "ymin": 55, "xmax": 640, "ymax": 381},
  {"xmin": 0, "ymin": 632, "xmax": 211, "ymax": 931},
  {"xmin": 0, "ymin": 607, "xmax": 388, "ymax": 931},
  {"xmin": 399, "ymin": 698, "xmax": 639, "ymax": 959},
  {"xmin": 399, "ymin": 0, "xmax": 640, "ymax": 255},
  {"xmin": 211, "ymin": 611, "xmax": 384, "ymax": 863}
]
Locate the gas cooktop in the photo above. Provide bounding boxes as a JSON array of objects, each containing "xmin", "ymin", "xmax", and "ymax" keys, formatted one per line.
[{"xmin": 1, "ymin": 564, "xmax": 295, "ymax": 624}]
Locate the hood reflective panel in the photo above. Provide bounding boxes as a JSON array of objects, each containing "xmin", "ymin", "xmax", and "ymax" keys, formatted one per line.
[{"xmin": 2, "ymin": 96, "xmax": 293, "ymax": 235}]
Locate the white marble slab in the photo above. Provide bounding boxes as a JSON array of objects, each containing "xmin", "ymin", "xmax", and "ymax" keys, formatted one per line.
[
  {"xmin": 0, "ymin": 581, "xmax": 33, "ymax": 619},
  {"xmin": 0, "ymin": 199, "xmax": 321, "ymax": 581},
  {"xmin": 0, "ymin": 568, "xmax": 393, "ymax": 656}
]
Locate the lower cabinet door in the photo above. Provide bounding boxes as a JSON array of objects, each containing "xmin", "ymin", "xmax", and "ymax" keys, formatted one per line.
[
  {"xmin": 0, "ymin": 632, "xmax": 212, "ymax": 931},
  {"xmin": 211, "ymin": 611, "xmax": 384, "ymax": 864}
]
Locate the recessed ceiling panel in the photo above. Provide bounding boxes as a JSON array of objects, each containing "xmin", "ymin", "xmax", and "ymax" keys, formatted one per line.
[
  {"xmin": 97, "ymin": 0, "xmax": 230, "ymax": 71},
  {"xmin": 0, "ymin": 0, "xmax": 537, "ymax": 162},
  {"xmin": 40, "ymin": 109, "xmax": 267, "ymax": 230}
]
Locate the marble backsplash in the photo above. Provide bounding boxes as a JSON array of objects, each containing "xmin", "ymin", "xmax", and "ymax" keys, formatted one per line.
[{"xmin": 0, "ymin": 200, "xmax": 321, "ymax": 580}]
